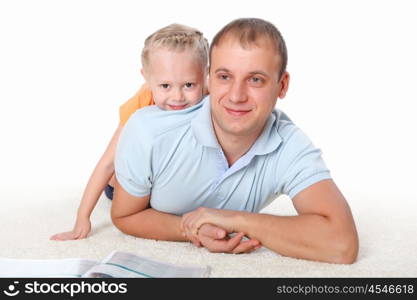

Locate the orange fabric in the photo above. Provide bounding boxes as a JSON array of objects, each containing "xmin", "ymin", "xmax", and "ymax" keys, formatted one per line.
[{"xmin": 119, "ymin": 84, "xmax": 154, "ymax": 126}]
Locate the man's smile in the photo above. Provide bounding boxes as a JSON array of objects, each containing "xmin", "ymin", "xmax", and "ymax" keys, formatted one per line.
[{"xmin": 224, "ymin": 106, "xmax": 252, "ymax": 117}]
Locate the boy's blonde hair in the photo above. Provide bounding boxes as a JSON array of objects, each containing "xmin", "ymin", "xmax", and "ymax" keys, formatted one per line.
[{"xmin": 141, "ymin": 24, "xmax": 209, "ymax": 71}]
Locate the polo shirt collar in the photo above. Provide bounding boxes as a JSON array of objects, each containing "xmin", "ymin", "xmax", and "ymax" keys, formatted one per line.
[
  {"xmin": 249, "ymin": 111, "xmax": 282, "ymax": 156},
  {"xmin": 191, "ymin": 96, "xmax": 282, "ymax": 156}
]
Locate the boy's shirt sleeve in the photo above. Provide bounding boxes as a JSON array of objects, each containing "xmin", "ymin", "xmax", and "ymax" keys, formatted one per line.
[
  {"xmin": 115, "ymin": 113, "xmax": 153, "ymax": 197},
  {"xmin": 119, "ymin": 84, "xmax": 154, "ymax": 126},
  {"xmin": 275, "ymin": 127, "xmax": 332, "ymax": 199}
]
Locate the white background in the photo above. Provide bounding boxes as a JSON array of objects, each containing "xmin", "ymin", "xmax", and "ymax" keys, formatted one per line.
[{"xmin": 0, "ymin": 0, "xmax": 416, "ymax": 208}]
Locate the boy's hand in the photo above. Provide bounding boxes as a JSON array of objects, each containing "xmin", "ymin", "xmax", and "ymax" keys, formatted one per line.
[{"xmin": 49, "ymin": 218, "xmax": 91, "ymax": 241}]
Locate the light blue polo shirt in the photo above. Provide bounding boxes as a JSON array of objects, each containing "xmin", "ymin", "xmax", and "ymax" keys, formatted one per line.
[{"xmin": 115, "ymin": 96, "xmax": 331, "ymax": 215}]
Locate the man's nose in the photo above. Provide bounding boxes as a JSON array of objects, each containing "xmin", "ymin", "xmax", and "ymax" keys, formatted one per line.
[{"xmin": 228, "ymin": 80, "xmax": 247, "ymax": 103}]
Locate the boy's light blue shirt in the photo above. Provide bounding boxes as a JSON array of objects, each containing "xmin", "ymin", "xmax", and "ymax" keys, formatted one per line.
[{"xmin": 115, "ymin": 96, "xmax": 331, "ymax": 215}]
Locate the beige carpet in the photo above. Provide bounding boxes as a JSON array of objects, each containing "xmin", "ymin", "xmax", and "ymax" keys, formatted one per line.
[{"xmin": 1, "ymin": 185, "xmax": 416, "ymax": 277}]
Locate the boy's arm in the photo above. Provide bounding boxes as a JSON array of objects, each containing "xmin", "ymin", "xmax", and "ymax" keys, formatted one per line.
[
  {"xmin": 50, "ymin": 124, "xmax": 124, "ymax": 241},
  {"xmin": 52, "ymin": 83, "xmax": 153, "ymax": 241},
  {"xmin": 76, "ymin": 124, "xmax": 123, "ymax": 218},
  {"xmin": 182, "ymin": 179, "xmax": 359, "ymax": 264}
]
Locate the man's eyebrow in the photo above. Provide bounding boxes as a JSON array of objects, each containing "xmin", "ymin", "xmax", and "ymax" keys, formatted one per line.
[
  {"xmin": 249, "ymin": 71, "xmax": 269, "ymax": 77},
  {"xmin": 214, "ymin": 68, "xmax": 232, "ymax": 73},
  {"xmin": 214, "ymin": 68, "xmax": 269, "ymax": 78}
]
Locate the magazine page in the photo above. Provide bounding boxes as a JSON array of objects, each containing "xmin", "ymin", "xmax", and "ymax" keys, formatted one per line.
[
  {"xmin": 82, "ymin": 251, "xmax": 210, "ymax": 278},
  {"xmin": 0, "ymin": 257, "xmax": 98, "ymax": 278},
  {"xmin": 82, "ymin": 263, "xmax": 149, "ymax": 278}
]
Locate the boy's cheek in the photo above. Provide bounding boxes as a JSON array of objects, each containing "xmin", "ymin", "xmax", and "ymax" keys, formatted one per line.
[
  {"xmin": 186, "ymin": 90, "xmax": 203, "ymax": 102},
  {"xmin": 151, "ymin": 94, "xmax": 166, "ymax": 106}
]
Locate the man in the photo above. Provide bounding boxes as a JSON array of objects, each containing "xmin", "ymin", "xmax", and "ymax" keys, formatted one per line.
[{"xmin": 112, "ymin": 18, "xmax": 358, "ymax": 264}]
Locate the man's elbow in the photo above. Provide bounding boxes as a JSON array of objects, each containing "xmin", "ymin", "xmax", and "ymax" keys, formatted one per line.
[{"xmin": 331, "ymin": 232, "xmax": 359, "ymax": 265}]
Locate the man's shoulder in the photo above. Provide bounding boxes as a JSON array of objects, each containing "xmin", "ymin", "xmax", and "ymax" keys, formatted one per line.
[
  {"xmin": 273, "ymin": 109, "xmax": 313, "ymax": 148},
  {"xmin": 124, "ymin": 100, "xmax": 204, "ymax": 140},
  {"xmin": 273, "ymin": 109, "xmax": 297, "ymax": 135}
]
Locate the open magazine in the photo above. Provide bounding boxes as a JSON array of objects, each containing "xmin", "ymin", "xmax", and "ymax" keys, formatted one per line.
[{"xmin": 0, "ymin": 251, "xmax": 210, "ymax": 278}]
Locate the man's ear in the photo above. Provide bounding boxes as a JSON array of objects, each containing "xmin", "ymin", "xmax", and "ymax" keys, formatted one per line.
[{"xmin": 277, "ymin": 72, "xmax": 290, "ymax": 99}]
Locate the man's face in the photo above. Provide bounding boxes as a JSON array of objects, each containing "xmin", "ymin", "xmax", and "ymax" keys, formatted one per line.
[{"xmin": 209, "ymin": 37, "xmax": 289, "ymax": 140}]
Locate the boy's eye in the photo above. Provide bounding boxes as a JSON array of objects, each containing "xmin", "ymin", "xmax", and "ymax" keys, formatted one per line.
[
  {"xmin": 160, "ymin": 84, "xmax": 170, "ymax": 89},
  {"xmin": 184, "ymin": 82, "xmax": 194, "ymax": 88}
]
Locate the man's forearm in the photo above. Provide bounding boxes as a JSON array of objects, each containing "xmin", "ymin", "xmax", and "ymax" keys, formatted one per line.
[
  {"xmin": 237, "ymin": 212, "xmax": 357, "ymax": 264},
  {"xmin": 113, "ymin": 208, "xmax": 188, "ymax": 242}
]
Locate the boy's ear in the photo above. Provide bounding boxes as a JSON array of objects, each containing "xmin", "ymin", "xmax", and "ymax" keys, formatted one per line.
[{"xmin": 141, "ymin": 68, "xmax": 151, "ymax": 82}]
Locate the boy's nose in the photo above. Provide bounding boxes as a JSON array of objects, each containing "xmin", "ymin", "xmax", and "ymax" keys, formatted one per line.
[{"xmin": 172, "ymin": 89, "xmax": 185, "ymax": 102}]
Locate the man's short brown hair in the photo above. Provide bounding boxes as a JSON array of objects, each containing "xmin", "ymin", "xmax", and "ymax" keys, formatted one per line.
[{"xmin": 210, "ymin": 18, "xmax": 288, "ymax": 79}]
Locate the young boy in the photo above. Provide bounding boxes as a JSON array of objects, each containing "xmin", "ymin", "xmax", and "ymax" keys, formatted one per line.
[{"xmin": 50, "ymin": 24, "xmax": 209, "ymax": 241}]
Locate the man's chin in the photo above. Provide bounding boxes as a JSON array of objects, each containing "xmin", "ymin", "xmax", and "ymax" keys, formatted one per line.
[
  {"xmin": 218, "ymin": 125, "xmax": 254, "ymax": 138},
  {"xmin": 212, "ymin": 114, "xmax": 257, "ymax": 139}
]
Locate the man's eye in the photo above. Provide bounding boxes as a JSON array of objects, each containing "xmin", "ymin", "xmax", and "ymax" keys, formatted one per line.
[
  {"xmin": 160, "ymin": 84, "xmax": 169, "ymax": 89},
  {"xmin": 184, "ymin": 82, "xmax": 194, "ymax": 88},
  {"xmin": 249, "ymin": 76, "xmax": 265, "ymax": 86},
  {"xmin": 219, "ymin": 74, "xmax": 229, "ymax": 80}
]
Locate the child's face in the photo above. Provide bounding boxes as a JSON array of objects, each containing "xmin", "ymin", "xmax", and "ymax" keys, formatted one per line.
[{"xmin": 143, "ymin": 48, "xmax": 206, "ymax": 110}]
